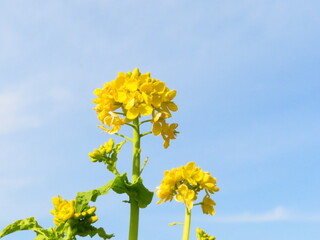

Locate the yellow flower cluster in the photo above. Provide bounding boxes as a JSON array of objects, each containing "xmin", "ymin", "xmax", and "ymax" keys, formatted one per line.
[
  {"xmin": 156, "ymin": 162, "xmax": 219, "ymax": 213},
  {"xmin": 50, "ymin": 196, "xmax": 99, "ymax": 226},
  {"xmin": 196, "ymin": 228, "xmax": 216, "ymax": 240},
  {"xmin": 50, "ymin": 195, "xmax": 75, "ymax": 226},
  {"xmin": 93, "ymin": 68, "xmax": 178, "ymax": 148}
]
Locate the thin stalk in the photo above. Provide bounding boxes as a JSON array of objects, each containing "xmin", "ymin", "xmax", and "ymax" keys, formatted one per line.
[
  {"xmin": 182, "ymin": 208, "xmax": 191, "ymax": 240},
  {"xmin": 128, "ymin": 118, "xmax": 141, "ymax": 240},
  {"xmin": 140, "ymin": 131, "xmax": 152, "ymax": 137},
  {"xmin": 114, "ymin": 132, "xmax": 133, "ymax": 142},
  {"xmin": 139, "ymin": 119, "xmax": 151, "ymax": 125}
]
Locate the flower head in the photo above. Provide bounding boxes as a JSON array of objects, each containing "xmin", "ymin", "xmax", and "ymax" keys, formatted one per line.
[
  {"xmin": 50, "ymin": 195, "xmax": 75, "ymax": 226},
  {"xmin": 156, "ymin": 162, "xmax": 219, "ymax": 212},
  {"xmin": 196, "ymin": 228, "xmax": 216, "ymax": 240},
  {"xmin": 93, "ymin": 68, "xmax": 178, "ymax": 148},
  {"xmin": 175, "ymin": 184, "xmax": 197, "ymax": 210},
  {"xmin": 50, "ymin": 195, "xmax": 100, "ymax": 229},
  {"xmin": 201, "ymin": 195, "xmax": 216, "ymax": 215}
]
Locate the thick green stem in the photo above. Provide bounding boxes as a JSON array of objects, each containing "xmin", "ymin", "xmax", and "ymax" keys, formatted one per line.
[
  {"xmin": 129, "ymin": 118, "xmax": 141, "ymax": 240},
  {"xmin": 182, "ymin": 208, "xmax": 191, "ymax": 240}
]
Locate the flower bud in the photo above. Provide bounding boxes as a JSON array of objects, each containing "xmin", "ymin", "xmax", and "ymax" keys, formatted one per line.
[
  {"xmin": 81, "ymin": 212, "xmax": 87, "ymax": 217},
  {"xmin": 105, "ymin": 138, "xmax": 114, "ymax": 153},
  {"xmin": 89, "ymin": 216, "xmax": 98, "ymax": 223},
  {"xmin": 86, "ymin": 206, "xmax": 96, "ymax": 215}
]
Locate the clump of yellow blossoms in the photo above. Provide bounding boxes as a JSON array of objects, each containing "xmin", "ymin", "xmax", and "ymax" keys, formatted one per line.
[
  {"xmin": 196, "ymin": 228, "xmax": 216, "ymax": 240},
  {"xmin": 93, "ymin": 68, "xmax": 178, "ymax": 148},
  {"xmin": 156, "ymin": 162, "xmax": 219, "ymax": 214},
  {"xmin": 50, "ymin": 195, "xmax": 98, "ymax": 226},
  {"xmin": 50, "ymin": 195, "xmax": 75, "ymax": 226}
]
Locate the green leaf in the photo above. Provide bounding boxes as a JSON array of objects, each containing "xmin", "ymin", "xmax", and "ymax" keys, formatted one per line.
[
  {"xmin": 0, "ymin": 218, "xmax": 62, "ymax": 240},
  {"xmin": 0, "ymin": 217, "xmax": 44, "ymax": 239},
  {"xmin": 96, "ymin": 227, "xmax": 114, "ymax": 239},
  {"xmin": 111, "ymin": 173, "xmax": 154, "ymax": 208},
  {"xmin": 76, "ymin": 225, "xmax": 114, "ymax": 240},
  {"xmin": 75, "ymin": 179, "xmax": 115, "ymax": 213}
]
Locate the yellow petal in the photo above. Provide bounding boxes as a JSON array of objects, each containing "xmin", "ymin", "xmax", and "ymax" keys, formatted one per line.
[
  {"xmin": 139, "ymin": 104, "xmax": 153, "ymax": 116},
  {"xmin": 167, "ymin": 102, "xmax": 178, "ymax": 111},
  {"xmin": 154, "ymin": 81, "xmax": 165, "ymax": 93},
  {"xmin": 163, "ymin": 139, "xmax": 170, "ymax": 149},
  {"xmin": 114, "ymin": 76, "xmax": 126, "ymax": 89},
  {"xmin": 165, "ymin": 90, "xmax": 177, "ymax": 101},
  {"xmin": 126, "ymin": 107, "xmax": 139, "ymax": 119},
  {"xmin": 93, "ymin": 88, "xmax": 102, "ymax": 96},
  {"xmin": 131, "ymin": 68, "xmax": 141, "ymax": 78},
  {"xmin": 152, "ymin": 122, "xmax": 162, "ymax": 136},
  {"xmin": 125, "ymin": 98, "xmax": 135, "ymax": 110},
  {"xmin": 115, "ymin": 91, "xmax": 127, "ymax": 103},
  {"xmin": 126, "ymin": 79, "xmax": 139, "ymax": 91},
  {"xmin": 151, "ymin": 95, "xmax": 162, "ymax": 108}
]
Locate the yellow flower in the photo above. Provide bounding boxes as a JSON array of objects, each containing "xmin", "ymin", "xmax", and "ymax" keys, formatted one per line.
[
  {"xmin": 50, "ymin": 196, "xmax": 75, "ymax": 226},
  {"xmin": 156, "ymin": 183, "xmax": 174, "ymax": 203},
  {"xmin": 182, "ymin": 162, "xmax": 204, "ymax": 185},
  {"xmin": 98, "ymin": 112, "xmax": 127, "ymax": 134},
  {"xmin": 196, "ymin": 228, "xmax": 216, "ymax": 240},
  {"xmin": 156, "ymin": 162, "xmax": 219, "ymax": 213},
  {"xmin": 93, "ymin": 68, "xmax": 177, "ymax": 120},
  {"xmin": 201, "ymin": 196, "xmax": 216, "ymax": 215},
  {"xmin": 161, "ymin": 122, "xmax": 179, "ymax": 149},
  {"xmin": 124, "ymin": 96, "xmax": 153, "ymax": 119},
  {"xmin": 156, "ymin": 168, "xmax": 182, "ymax": 203},
  {"xmin": 104, "ymin": 138, "xmax": 114, "ymax": 153},
  {"xmin": 175, "ymin": 184, "xmax": 197, "ymax": 210},
  {"xmin": 93, "ymin": 68, "xmax": 179, "ymax": 147},
  {"xmin": 199, "ymin": 172, "xmax": 219, "ymax": 194}
]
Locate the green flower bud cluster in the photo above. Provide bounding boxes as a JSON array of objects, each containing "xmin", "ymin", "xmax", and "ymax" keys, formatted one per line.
[
  {"xmin": 74, "ymin": 206, "xmax": 98, "ymax": 223},
  {"xmin": 89, "ymin": 138, "xmax": 115, "ymax": 162},
  {"xmin": 196, "ymin": 227, "xmax": 215, "ymax": 240},
  {"xmin": 88, "ymin": 138, "xmax": 126, "ymax": 175},
  {"xmin": 65, "ymin": 205, "xmax": 102, "ymax": 239}
]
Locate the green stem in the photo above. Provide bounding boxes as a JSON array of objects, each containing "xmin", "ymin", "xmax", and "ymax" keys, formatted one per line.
[
  {"xmin": 182, "ymin": 208, "xmax": 191, "ymax": 240},
  {"xmin": 139, "ymin": 119, "xmax": 151, "ymax": 125},
  {"xmin": 129, "ymin": 118, "xmax": 141, "ymax": 240},
  {"xmin": 114, "ymin": 132, "xmax": 133, "ymax": 142},
  {"xmin": 140, "ymin": 131, "xmax": 152, "ymax": 137}
]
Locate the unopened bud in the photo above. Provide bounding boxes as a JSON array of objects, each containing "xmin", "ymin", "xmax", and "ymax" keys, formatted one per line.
[
  {"xmin": 86, "ymin": 206, "xmax": 96, "ymax": 215},
  {"xmin": 89, "ymin": 216, "xmax": 98, "ymax": 223},
  {"xmin": 81, "ymin": 212, "xmax": 87, "ymax": 217},
  {"xmin": 105, "ymin": 138, "xmax": 114, "ymax": 153}
]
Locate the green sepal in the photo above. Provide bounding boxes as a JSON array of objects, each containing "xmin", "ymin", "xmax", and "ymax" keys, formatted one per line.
[
  {"xmin": 75, "ymin": 179, "xmax": 115, "ymax": 213},
  {"xmin": 111, "ymin": 173, "xmax": 154, "ymax": 208}
]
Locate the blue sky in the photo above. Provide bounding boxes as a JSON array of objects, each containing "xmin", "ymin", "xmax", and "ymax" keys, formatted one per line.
[{"xmin": 0, "ymin": 1, "xmax": 319, "ymax": 240}]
